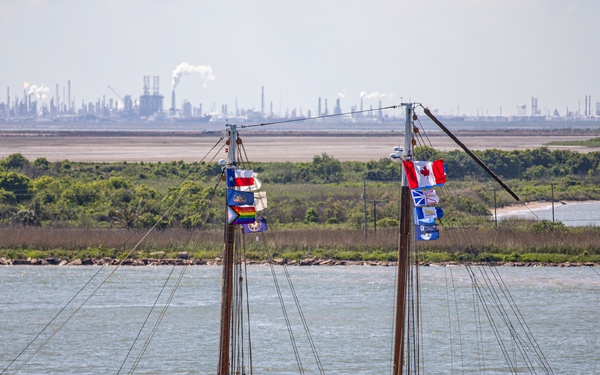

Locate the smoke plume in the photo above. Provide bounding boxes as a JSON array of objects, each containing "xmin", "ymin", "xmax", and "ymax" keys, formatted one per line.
[
  {"xmin": 28, "ymin": 84, "xmax": 50, "ymax": 101},
  {"xmin": 172, "ymin": 62, "xmax": 216, "ymax": 89},
  {"xmin": 360, "ymin": 91, "xmax": 385, "ymax": 100}
]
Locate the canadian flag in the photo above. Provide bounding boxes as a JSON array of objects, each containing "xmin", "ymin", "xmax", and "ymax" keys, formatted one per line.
[{"xmin": 402, "ymin": 159, "xmax": 446, "ymax": 190}]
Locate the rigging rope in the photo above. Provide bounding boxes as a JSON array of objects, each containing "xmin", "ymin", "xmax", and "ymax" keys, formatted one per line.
[
  {"xmin": 268, "ymin": 261, "xmax": 305, "ymax": 374},
  {"xmin": 281, "ymin": 265, "xmax": 326, "ymax": 375},
  {"xmin": 124, "ymin": 140, "xmax": 229, "ymax": 374},
  {"xmin": 2, "ymin": 137, "xmax": 226, "ymax": 375},
  {"xmin": 122, "ymin": 265, "xmax": 188, "ymax": 374},
  {"xmin": 116, "ymin": 265, "xmax": 179, "ymax": 374},
  {"xmin": 410, "ymin": 110, "xmax": 555, "ymax": 374},
  {"xmin": 236, "ymin": 139, "xmax": 326, "ymax": 374},
  {"xmin": 239, "ymin": 105, "xmax": 400, "ymax": 129}
]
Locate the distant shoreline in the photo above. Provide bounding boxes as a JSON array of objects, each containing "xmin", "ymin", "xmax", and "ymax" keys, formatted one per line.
[
  {"xmin": 2, "ymin": 128, "xmax": 599, "ymax": 162},
  {"xmin": 2, "ymin": 257, "xmax": 598, "ymax": 268},
  {"xmin": 491, "ymin": 200, "xmax": 600, "ymax": 215}
]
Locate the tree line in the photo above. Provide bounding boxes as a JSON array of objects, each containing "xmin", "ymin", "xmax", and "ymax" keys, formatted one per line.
[{"xmin": 1, "ymin": 147, "xmax": 599, "ymax": 229}]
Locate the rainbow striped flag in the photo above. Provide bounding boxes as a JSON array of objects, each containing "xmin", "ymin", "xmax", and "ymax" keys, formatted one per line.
[{"xmin": 227, "ymin": 205, "xmax": 256, "ymax": 225}]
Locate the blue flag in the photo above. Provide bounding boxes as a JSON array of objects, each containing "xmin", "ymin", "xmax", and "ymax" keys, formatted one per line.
[
  {"xmin": 227, "ymin": 189, "xmax": 255, "ymax": 206},
  {"xmin": 242, "ymin": 216, "xmax": 268, "ymax": 233},
  {"xmin": 416, "ymin": 224, "xmax": 439, "ymax": 241},
  {"xmin": 414, "ymin": 206, "xmax": 444, "ymax": 225}
]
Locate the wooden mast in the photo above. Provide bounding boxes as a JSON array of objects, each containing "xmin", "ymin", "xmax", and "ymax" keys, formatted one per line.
[
  {"xmin": 217, "ymin": 124, "xmax": 237, "ymax": 375},
  {"xmin": 393, "ymin": 103, "xmax": 414, "ymax": 375}
]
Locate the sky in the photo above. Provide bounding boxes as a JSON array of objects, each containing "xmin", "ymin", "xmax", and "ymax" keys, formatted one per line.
[{"xmin": 1, "ymin": 0, "xmax": 599, "ymax": 117}]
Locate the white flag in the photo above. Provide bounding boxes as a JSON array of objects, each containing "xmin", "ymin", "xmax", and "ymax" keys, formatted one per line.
[
  {"xmin": 254, "ymin": 191, "xmax": 268, "ymax": 211},
  {"xmin": 240, "ymin": 173, "xmax": 261, "ymax": 191}
]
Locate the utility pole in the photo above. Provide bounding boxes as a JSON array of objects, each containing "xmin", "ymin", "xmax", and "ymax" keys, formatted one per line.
[
  {"xmin": 551, "ymin": 183, "xmax": 555, "ymax": 223},
  {"xmin": 371, "ymin": 199, "xmax": 387, "ymax": 236},
  {"xmin": 494, "ymin": 189, "xmax": 497, "ymax": 229},
  {"xmin": 373, "ymin": 200, "xmax": 378, "ymax": 235},
  {"xmin": 363, "ymin": 177, "xmax": 367, "ymax": 239}
]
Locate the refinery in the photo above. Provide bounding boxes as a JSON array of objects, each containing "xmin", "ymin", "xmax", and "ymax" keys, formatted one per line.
[{"xmin": 1, "ymin": 76, "xmax": 599, "ymax": 125}]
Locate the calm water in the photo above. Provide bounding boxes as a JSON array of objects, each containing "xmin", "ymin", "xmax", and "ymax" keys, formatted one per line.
[
  {"xmin": 1, "ymin": 265, "xmax": 599, "ymax": 374},
  {"xmin": 496, "ymin": 201, "xmax": 600, "ymax": 226}
]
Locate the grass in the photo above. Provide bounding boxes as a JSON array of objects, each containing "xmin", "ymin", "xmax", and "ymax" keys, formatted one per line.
[
  {"xmin": 1, "ymin": 224, "xmax": 599, "ymax": 264},
  {"xmin": 546, "ymin": 137, "xmax": 600, "ymax": 147}
]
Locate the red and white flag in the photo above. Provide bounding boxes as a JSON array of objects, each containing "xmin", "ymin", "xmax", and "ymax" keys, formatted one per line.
[
  {"xmin": 402, "ymin": 159, "xmax": 446, "ymax": 190},
  {"xmin": 226, "ymin": 169, "xmax": 255, "ymax": 187}
]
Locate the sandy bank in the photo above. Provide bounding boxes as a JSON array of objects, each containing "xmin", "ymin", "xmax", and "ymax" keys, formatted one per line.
[
  {"xmin": 491, "ymin": 200, "xmax": 599, "ymax": 216},
  {"xmin": 1, "ymin": 130, "xmax": 599, "ymax": 162}
]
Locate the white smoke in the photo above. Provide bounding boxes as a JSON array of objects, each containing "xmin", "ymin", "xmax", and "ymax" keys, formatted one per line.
[
  {"xmin": 360, "ymin": 91, "xmax": 385, "ymax": 100},
  {"xmin": 171, "ymin": 62, "xmax": 216, "ymax": 89},
  {"xmin": 27, "ymin": 84, "xmax": 50, "ymax": 101},
  {"xmin": 337, "ymin": 89, "xmax": 347, "ymax": 98}
]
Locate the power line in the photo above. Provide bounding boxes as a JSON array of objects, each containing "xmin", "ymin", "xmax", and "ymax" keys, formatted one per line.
[{"xmin": 239, "ymin": 105, "xmax": 400, "ymax": 129}]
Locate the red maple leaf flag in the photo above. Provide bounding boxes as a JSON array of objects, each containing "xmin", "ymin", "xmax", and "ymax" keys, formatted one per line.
[{"xmin": 402, "ymin": 159, "xmax": 446, "ymax": 190}]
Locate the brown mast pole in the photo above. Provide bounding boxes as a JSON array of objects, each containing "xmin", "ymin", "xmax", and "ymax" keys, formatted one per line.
[
  {"xmin": 217, "ymin": 125, "xmax": 238, "ymax": 375},
  {"xmin": 393, "ymin": 103, "xmax": 413, "ymax": 375}
]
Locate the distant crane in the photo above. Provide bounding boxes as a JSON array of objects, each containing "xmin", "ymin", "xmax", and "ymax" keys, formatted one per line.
[
  {"xmin": 107, "ymin": 85, "xmax": 124, "ymax": 102},
  {"xmin": 107, "ymin": 85, "xmax": 125, "ymax": 111}
]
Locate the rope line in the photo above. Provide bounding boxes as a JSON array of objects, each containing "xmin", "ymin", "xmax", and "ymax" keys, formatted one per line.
[
  {"xmin": 239, "ymin": 105, "xmax": 400, "ymax": 129},
  {"xmin": 409, "ymin": 110, "xmax": 555, "ymax": 374},
  {"xmin": 3, "ymin": 136, "xmax": 225, "ymax": 374},
  {"xmin": 116, "ymin": 265, "xmax": 178, "ymax": 374},
  {"xmin": 282, "ymin": 264, "xmax": 326, "ymax": 375}
]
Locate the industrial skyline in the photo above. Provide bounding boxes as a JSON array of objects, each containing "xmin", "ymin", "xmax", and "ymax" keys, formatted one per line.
[
  {"xmin": 1, "ymin": 74, "xmax": 598, "ymax": 124},
  {"xmin": 1, "ymin": 1, "xmax": 599, "ymax": 122}
]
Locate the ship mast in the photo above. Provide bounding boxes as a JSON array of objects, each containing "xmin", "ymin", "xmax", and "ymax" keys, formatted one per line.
[
  {"xmin": 217, "ymin": 124, "xmax": 238, "ymax": 375},
  {"xmin": 393, "ymin": 103, "xmax": 414, "ymax": 375}
]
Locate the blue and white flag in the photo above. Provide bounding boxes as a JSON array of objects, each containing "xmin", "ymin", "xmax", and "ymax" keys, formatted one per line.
[
  {"xmin": 411, "ymin": 189, "xmax": 439, "ymax": 207},
  {"xmin": 242, "ymin": 216, "xmax": 268, "ymax": 233},
  {"xmin": 414, "ymin": 206, "xmax": 444, "ymax": 225},
  {"xmin": 227, "ymin": 189, "xmax": 255, "ymax": 206},
  {"xmin": 416, "ymin": 224, "xmax": 439, "ymax": 241}
]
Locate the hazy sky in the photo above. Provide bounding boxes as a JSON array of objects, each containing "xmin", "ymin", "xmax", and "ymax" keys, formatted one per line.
[{"xmin": 1, "ymin": 0, "xmax": 599, "ymax": 117}]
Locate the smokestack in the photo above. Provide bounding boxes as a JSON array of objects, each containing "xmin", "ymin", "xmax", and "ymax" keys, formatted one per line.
[
  {"xmin": 261, "ymin": 86, "xmax": 264, "ymax": 119},
  {"xmin": 55, "ymin": 83, "xmax": 59, "ymax": 114},
  {"xmin": 171, "ymin": 89, "xmax": 176, "ymax": 114},
  {"xmin": 318, "ymin": 97, "xmax": 322, "ymax": 117},
  {"xmin": 68, "ymin": 80, "xmax": 71, "ymax": 113}
]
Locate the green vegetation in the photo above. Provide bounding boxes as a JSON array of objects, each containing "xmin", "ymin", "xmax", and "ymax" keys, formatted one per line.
[
  {"xmin": 1, "ymin": 147, "xmax": 600, "ymax": 264},
  {"xmin": 547, "ymin": 137, "xmax": 600, "ymax": 148}
]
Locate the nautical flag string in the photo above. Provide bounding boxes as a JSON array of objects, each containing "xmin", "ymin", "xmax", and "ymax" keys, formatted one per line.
[{"xmin": 226, "ymin": 170, "xmax": 268, "ymax": 228}]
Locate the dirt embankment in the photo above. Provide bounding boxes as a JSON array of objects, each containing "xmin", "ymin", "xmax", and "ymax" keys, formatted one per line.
[{"xmin": 1, "ymin": 129, "xmax": 599, "ymax": 163}]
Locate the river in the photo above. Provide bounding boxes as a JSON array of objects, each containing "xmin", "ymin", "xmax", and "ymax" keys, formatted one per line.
[
  {"xmin": 1, "ymin": 265, "xmax": 598, "ymax": 374},
  {"xmin": 496, "ymin": 201, "xmax": 600, "ymax": 226}
]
